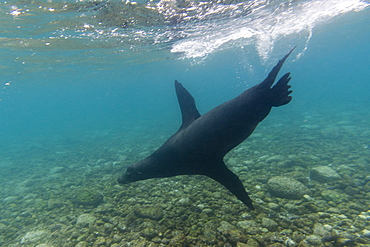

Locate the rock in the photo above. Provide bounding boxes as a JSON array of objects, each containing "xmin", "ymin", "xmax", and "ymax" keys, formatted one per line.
[
  {"xmin": 344, "ymin": 186, "xmax": 359, "ymax": 197},
  {"xmin": 217, "ymin": 221, "xmax": 235, "ymax": 234},
  {"xmin": 304, "ymin": 235, "xmax": 322, "ymax": 245},
  {"xmin": 49, "ymin": 166, "xmax": 66, "ymax": 174},
  {"xmin": 36, "ymin": 244, "xmax": 55, "ymax": 247},
  {"xmin": 312, "ymin": 223, "xmax": 332, "ymax": 236},
  {"xmin": 204, "ymin": 221, "xmax": 217, "ymax": 243},
  {"xmin": 3, "ymin": 196, "xmax": 18, "ymax": 205},
  {"xmin": 322, "ymin": 234, "xmax": 340, "ymax": 243},
  {"xmin": 237, "ymin": 220, "xmax": 256, "ymax": 229},
  {"xmin": 298, "ymin": 241, "xmax": 311, "ymax": 247},
  {"xmin": 261, "ymin": 217, "xmax": 278, "ymax": 231},
  {"xmin": 336, "ymin": 237, "xmax": 355, "ymax": 246},
  {"xmin": 237, "ymin": 220, "xmax": 260, "ymax": 235},
  {"xmin": 243, "ymin": 160, "xmax": 255, "ymax": 166},
  {"xmin": 95, "ymin": 159, "xmax": 106, "ymax": 166},
  {"xmin": 75, "ymin": 242, "xmax": 88, "ymax": 247},
  {"xmin": 236, "ymin": 242, "xmax": 249, "ymax": 247},
  {"xmin": 228, "ymin": 229, "xmax": 247, "ymax": 243},
  {"xmin": 141, "ymin": 226, "xmax": 158, "ymax": 239},
  {"xmin": 310, "ymin": 166, "xmax": 341, "ymax": 182},
  {"xmin": 361, "ymin": 229, "xmax": 370, "ymax": 238},
  {"xmin": 177, "ymin": 198, "xmax": 191, "ymax": 205},
  {"xmin": 20, "ymin": 230, "xmax": 50, "ymax": 245},
  {"xmin": 267, "ymin": 176, "xmax": 311, "ymax": 199},
  {"xmin": 358, "ymin": 210, "xmax": 370, "ymax": 220},
  {"xmin": 103, "ymin": 223, "xmax": 115, "ymax": 234},
  {"xmin": 76, "ymin": 213, "xmax": 96, "ymax": 227},
  {"xmin": 285, "ymin": 238, "xmax": 296, "ymax": 247},
  {"xmin": 266, "ymin": 155, "xmax": 284, "ymax": 163},
  {"xmin": 0, "ymin": 223, "xmax": 7, "ymax": 232},
  {"xmin": 281, "ymin": 229, "xmax": 293, "ymax": 236},
  {"xmin": 48, "ymin": 198, "xmax": 65, "ymax": 209},
  {"xmin": 109, "ymin": 216, "xmax": 127, "ymax": 232},
  {"xmin": 240, "ymin": 212, "xmax": 252, "ymax": 219},
  {"xmin": 50, "ymin": 224, "xmax": 63, "ymax": 232},
  {"xmin": 267, "ymin": 202, "xmax": 280, "ymax": 210},
  {"xmin": 326, "ymin": 207, "xmax": 341, "ymax": 214},
  {"xmin": 321, "ymin": 190, "xmax": 349, "ymax": 204},
  {"xmin": 112, "ymin": 234, "xmax": 123, "ymax": 243},
  {"xmin": 292, "ymin": 231, "xmax": 305, "ymax": 243},
  {"xmin": 246, "ymin": 238, "xmax": 260, "ymax": 246},
  {"xmin": 302, "ymin": 194, "xmax": 313, "ymax": 202},
  {"xmin": 93, "ymin": 236, "xmax": 106, "ymax": 246},
  {"xmin": 76, "ymin": 234, "xmax": 88, "ymax": 242},
  {"xmin": 134, "ymin": 206, "xmax": 163, "ymax": 221},
  {"xmin": 202, "ymin": 208, "xmax": 214, "ymax": 216},
  {"xmin": 24, "ymin": 193, "xmax": 38, "ymax": 200},
  {"xmin": 73, "ymin": 189, "xmax": 104, "ymax": 207},
  {"xmin": 94, "ymin": 203, "xmax": 116, "ymax": 214},
  {"xmin": 349, "ymin": 203, "xmax": 366, "ymax": 213}
]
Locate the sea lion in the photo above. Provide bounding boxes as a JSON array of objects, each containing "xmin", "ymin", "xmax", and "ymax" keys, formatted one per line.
[{"xmin": 118, "ymin": 48, "xmax": 295, "ymax": 210}]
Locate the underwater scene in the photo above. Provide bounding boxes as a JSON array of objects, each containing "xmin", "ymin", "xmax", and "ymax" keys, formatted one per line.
[{"xmin": 1, "ymin": 0, "xmax": 370, "ymax": 246}]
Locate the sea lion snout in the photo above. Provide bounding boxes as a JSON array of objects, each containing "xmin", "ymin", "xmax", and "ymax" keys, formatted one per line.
[
  {"xmin": 118, "ymin": 163, "xmax": 148, "ymax": 184},
  {"xmin": 117, "ymin": 172, "xmax": 129, "ymax": 184},
  {"xmin": 117, "ymin": 167, "xmax": 134, "ymax": 184}
]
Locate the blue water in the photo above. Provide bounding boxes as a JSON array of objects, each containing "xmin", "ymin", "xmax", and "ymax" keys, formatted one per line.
[
  {"xmin": 1, "ymin": 15, "xmax": 369, "ymax": 155},
  {"xmin": 1, "ymin": 0, "xmax": 370, "ymax": 246}
]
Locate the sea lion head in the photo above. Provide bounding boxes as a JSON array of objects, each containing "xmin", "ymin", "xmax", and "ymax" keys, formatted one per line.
[{"xmin": 117, "ymin": 158, "xmax": 155, "ymax": 184}]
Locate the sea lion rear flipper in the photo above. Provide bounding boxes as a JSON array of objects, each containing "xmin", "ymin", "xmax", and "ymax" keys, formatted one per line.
[
  {"xmin": 256, "ymin": 47, "xmax": 295, "ymax": 107},
  {"xmin": 206, "ymin": 161, "xmax": 255, "ymax": 210},
  {"xmin": 270, "ymin": 72, "xmax": 292, "ymax": 106},
  {"xmin": 259, "ymin": 46, "xmax": 296, "ymax": 90},
  {"xmin": 175, "ymin": 80, "xmax": 201, "ymax": 130}
]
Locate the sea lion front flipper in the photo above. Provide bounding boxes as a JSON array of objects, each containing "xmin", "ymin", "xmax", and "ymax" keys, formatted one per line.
[
  {"xmin": 206, "ymin": 161, "xmax": 255, "ymax": 210},
  {"xmin": 175, "ymin": 80, "xmax": 201, "ymax": 130}
]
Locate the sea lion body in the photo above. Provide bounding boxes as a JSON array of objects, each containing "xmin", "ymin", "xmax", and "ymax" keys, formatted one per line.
[{"xmin": 118, "ymin": 48, "xmax": 295, "ymax": 210}]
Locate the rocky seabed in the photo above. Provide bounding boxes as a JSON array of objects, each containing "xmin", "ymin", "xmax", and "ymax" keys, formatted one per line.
[{"xmin": 1, "ymin": 113, "xmax": 369, "ymax": 247}]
